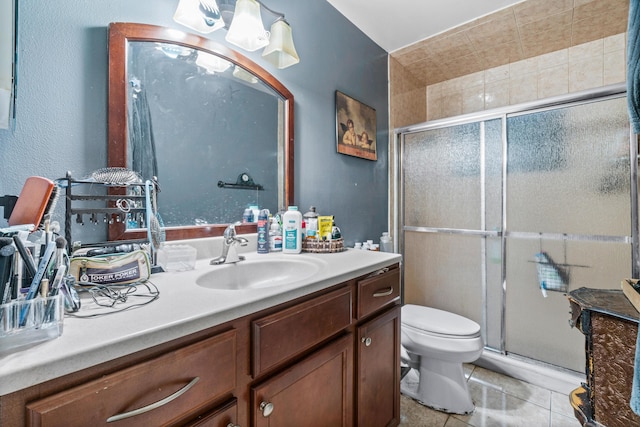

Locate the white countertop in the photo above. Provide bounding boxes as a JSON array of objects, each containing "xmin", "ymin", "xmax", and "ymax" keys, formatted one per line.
[{"xmin": 0, "ymin": 237, "xmax": 401, "ymax": 396}]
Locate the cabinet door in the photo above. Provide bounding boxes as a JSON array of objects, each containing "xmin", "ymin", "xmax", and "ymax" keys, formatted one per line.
[
  {"xmin": 252, "ymin": 334, "xmax": 353, "ymax": 427},
  {"xmin": 357, "ymin": 305, "xmax": 400, "ymax": 427}
]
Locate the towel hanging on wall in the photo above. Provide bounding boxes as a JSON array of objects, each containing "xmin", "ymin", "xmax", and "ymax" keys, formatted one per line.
[{"xmin": 628, "ymin": 0, "xmax": 640, "ymax": 415}]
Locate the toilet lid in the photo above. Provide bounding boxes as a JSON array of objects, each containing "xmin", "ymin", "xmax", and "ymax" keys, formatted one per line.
[{"xmin": 402, "ymin": 304, "xmax": 480, "ymax": 337}]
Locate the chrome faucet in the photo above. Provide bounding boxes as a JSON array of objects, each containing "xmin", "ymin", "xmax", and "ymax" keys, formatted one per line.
[{"xmin": 210, "ymin": 224, "xmax": 249, "ymax": 265}]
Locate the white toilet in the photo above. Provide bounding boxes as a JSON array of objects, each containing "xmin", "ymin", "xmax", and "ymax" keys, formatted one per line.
[{"xmin": 400, "ymin": 304, "xmax": 484, "ymax": 414}]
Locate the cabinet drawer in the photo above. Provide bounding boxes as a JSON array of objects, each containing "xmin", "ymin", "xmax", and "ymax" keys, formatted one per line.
[
  {"xmin": 252, "ymin": 286, "xmax": 352, "ymax": 377},
  {"xmin": 186, "ymin": 398, "xmax": 238, "ymax": 427},
  {"xmin": 356, "ymin": 266, "xmax": 400, "ymax": 319},
  {"xmin": 26, "ymin": 330, "xmax": 237, "ymax": 427}
]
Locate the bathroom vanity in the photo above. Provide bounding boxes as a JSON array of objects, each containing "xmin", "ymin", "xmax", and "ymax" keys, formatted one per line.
[{"xmin": 0, "ymin": 241, "xmax": 401, "ymax": 427}]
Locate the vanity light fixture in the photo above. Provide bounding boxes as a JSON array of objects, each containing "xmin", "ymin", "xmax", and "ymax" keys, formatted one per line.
[
  {"xmin": 232, "ymin": 65, "xmax": 259, "ymax": 83},
  {"xmin": 195, "ymin": 51, "xmax": 232, "ymax": 73},
  {"xmin": 225, "ymin": 0, "xmax": 269, "ymax": 51},
  {"xmin": 261, "ymin": 18, "xmax": 299, "ymax": 69},
  {"xmin": 173, "ymin": 0, "xmax": 300, "ymax": 69},
  {"xmin": 156, "ymin": 43, "xmax": 193, "ymax": 59},
  {"xmin": 173, "ymin": 0, "xmax": 226, "ymax": 33}
]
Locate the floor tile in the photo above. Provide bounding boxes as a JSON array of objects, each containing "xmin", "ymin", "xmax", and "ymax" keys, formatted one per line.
[
  {"xmin": 469, "ymin": 365, "xmax": 552, "ymax": 409},
  {"xmin": 400, "ymin": 395, "xmax": 449, "ymax": 427},
  {"xmin": 464, "ymin": 363, "xmax": 475, "ymax": 379},
  {"xmin": 400, "ymin": 364, "xmax": 582, "ymax": 427},
  {"xmin": 550, "ymin": 391, "xmax": 574, "ymax": 418},
  {"xmin": 550, "ymin": 411, "xmax": 582, "ymax": 426},
  {"xmin": 453, "ymin": 377, "xmax": 551, "ymax": 426},
  {"xmin": 444, "ymin": 417, "xmax": 473, "ymax": 426}
]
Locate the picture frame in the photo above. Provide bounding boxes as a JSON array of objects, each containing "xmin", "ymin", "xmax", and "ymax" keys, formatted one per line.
[{"xmin": 335, "ymin": 90, "xmax": 377, "ymax": 161}]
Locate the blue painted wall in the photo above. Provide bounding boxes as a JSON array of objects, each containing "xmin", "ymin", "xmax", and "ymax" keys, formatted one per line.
[{"xmin": 0, "ymin": 0, "xmax": 389, "ymax": 246}]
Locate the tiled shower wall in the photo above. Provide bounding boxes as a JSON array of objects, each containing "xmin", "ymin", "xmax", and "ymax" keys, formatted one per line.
[
  {"xmin": 428, "ymin": 33, "xmax": 626, "ymax": 121},
  {"xmin": 390, "ymin": 32, "xmax": 626, "ymax": 129}
]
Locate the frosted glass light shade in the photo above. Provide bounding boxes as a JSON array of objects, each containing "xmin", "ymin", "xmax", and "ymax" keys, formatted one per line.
[
  {"xmin": 232, "ymin": 66, "xmax": 259, "ymax": 84},
  {"xmin": 225, "ymin": 0, "xmax": 269, "ymax": 52},
  {"xmin": 195, "ymin": 51, "xmax": 232, "ymax": 73},
  {"xmin": 173, "ymin": 0, "xmax": 225, "ymax": 33},
  {"xmin": 262, "ymin": 20, "xmax": 300, "ymax": 69}
]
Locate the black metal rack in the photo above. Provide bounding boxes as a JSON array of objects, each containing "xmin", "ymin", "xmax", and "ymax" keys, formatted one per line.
[{"xmin": 61, "ymin": 171, "xmax": 152, "ymax": 250}]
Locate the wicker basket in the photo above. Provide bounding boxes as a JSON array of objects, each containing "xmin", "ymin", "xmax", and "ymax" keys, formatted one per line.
[{"xmin": 302, "ymin": 238, "xmax": 345, "ymax": 253}]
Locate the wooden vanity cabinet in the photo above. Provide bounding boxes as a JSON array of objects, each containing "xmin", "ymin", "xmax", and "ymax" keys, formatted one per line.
[
  {"xmin": 2, "ymin": 262, "xmax": 401, "ymax": 427},
  {"xmin": 249, "ymin": 264, "xmax": 400, "ymax": 427}
]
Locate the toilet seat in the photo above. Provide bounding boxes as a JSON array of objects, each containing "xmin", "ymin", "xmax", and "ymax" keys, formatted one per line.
[{"xmin": 402, "ymin": 304, "xmax": 480, "ymax": 338}]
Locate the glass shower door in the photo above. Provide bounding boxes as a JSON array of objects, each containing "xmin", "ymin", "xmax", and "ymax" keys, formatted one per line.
[
  {"xmin": 504, "ymin": 97, "xmax": 632, "ymax": 371},
  {"xmin": 402, "ymin": 120, "xmax": 503, "ymax": 344},
  {"xmin": 399, "ymin": 92, "xmax": 634, "ymax": 372}
]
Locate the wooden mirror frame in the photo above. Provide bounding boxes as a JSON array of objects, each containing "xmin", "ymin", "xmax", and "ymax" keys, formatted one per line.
[{"xmin": 107, "ymin": 22, "xmax": 294, "ymax": 241}]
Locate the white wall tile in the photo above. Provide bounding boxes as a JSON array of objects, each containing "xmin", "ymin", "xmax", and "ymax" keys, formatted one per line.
[
  {"xmin": 485, "ymin": 81, "xmax": 509, "ymax": 109},
  {"xmin": 569, "ymin": 56, "xmax": 604, "ymax": 92},
  {"xmin": 604, "ymin": 49, "xmax": 626, "ymax": 85},
  {"xmin": 538, "ymin": 63, "xmax": 569, "ymax": 98},
  {"xmin": 422, "ymin": 33, "xmax": 625, "ymax": 122},
  {"xmin": 462, "ymin": 84, "xmax": 485, "ymax": 114},
  {"xmin": 485, "ymin": 64, "xmax": 510, "ymax": 83}
]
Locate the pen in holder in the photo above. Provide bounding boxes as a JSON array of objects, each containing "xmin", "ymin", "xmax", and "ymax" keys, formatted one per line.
[{"xmin": 19, "ymin": 241, "xmax": 56, "ymax": 326}]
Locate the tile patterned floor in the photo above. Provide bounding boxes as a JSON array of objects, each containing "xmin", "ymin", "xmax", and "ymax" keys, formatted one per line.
[{"xmin": 399, "ymin": 365, "xmax": 580, "ymax": 426}]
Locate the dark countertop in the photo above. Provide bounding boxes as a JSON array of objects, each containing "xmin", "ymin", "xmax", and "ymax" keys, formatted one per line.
[{"xmin": 569, "ymin": 287, "xmax": 640, "ymax": 324}]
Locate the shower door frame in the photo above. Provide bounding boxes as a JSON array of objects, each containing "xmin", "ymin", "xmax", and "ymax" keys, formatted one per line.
[{"xmin": 393, "ymin": 82, "xmax": 638, "ymax": 354}]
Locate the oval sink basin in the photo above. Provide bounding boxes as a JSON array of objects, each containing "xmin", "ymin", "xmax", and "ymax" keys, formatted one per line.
[{"xmin": 196, "ymin": 257, "xmax": 324, "ymax": 291}]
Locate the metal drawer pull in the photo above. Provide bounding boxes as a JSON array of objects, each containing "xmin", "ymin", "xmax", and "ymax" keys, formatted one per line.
[
  {"xmin": 373, "ymin": 287, "xmax": 393, "ymax": 297},
  {"xmin": 260, "ymin": 401, "xmax": 275, "ymax": 417},
  {"xmin": 362, "ymin": 337, "xmax": 372, "ymax": 346},
  {"xmin": 227, "ymin": 424, "xmax": 240, "ymax": 427},
  {"xmin": 106, "ymin": 377, "xmax": 200, "ymax": 423},
  {"xmin": 366, "ymin": 267, "xmax": 389, "ymax": 278}
]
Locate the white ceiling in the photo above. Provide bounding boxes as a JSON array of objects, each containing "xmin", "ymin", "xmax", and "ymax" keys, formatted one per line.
[{"xmin": 326, "ymin": 0, "xmax": 527, "ymax": 53}]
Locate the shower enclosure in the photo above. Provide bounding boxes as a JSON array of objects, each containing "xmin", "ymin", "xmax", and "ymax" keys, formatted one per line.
[{"xmin": 395, "ymin": 85, "xmax": 637, "ymax": 372}]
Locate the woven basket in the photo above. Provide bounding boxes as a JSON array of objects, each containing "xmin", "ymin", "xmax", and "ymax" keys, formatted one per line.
[{"xmin": 302, "ymin": 238, "xmax": 345, "ymax": 253}]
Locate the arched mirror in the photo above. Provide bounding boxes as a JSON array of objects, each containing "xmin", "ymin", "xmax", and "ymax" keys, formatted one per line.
[{"xmin": 107, "ymin": 22, "xmax": 294, "ymax": 241}]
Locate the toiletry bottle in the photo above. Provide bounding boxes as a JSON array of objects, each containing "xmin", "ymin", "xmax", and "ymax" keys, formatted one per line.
[
  {"xmin": 303, "ymin": 206, "xmax": 318, "ymax": 240},
  {"xmin": 380, "ymin": 232, "xmax": 393, "ymax": 252},
  {"xmin": 257, "ymin": 209, "xmax": 270, "ymax": 254},
  {"xmin": 269, "ymin": 217, "xmax": 282, "ymax": 252},
  {"xmin": 282, "ymin": 206, "xmax": 302, "ymax": 254},
  {"xmin": 250, "ymin": 205, "xmax": 260, "ymax": 223},
  {"xmin": 331, "ymin": 219, "xmax": 341, "ymax": 240},
  {"xmin": 242, "ymin": 208, "xmax": 253, "ymax": 223}
]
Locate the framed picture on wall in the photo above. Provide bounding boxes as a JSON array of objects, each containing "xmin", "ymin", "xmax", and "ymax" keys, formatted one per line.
[{"xmin": 335, "ymin": 90, "xmax": 377, "ymax": 161}]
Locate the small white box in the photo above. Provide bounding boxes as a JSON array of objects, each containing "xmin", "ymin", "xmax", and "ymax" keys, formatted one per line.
[{"xmin": 157, "ymin": 244, "xmax": 197, "ymax": 272}]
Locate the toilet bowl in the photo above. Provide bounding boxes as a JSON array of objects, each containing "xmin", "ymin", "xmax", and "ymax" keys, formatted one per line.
[{"xmin": 400, "ymin": 304, "xmax": 484, "ymax": 415}]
